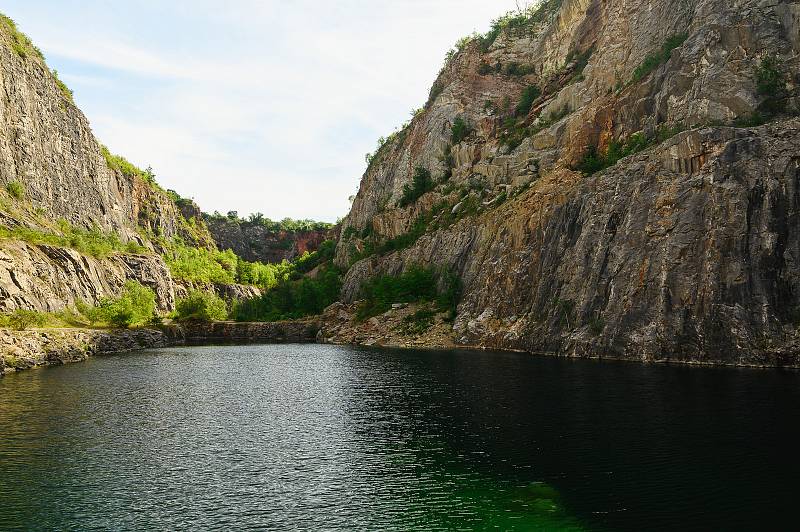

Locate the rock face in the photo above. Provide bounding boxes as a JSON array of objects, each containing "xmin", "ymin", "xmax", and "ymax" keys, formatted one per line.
[
  {"xmin": 336, "ymin": 0, "xmax": 800, "ymax": 365},
  {"xmin": 0, "ymin": 19, "xmax": 258, "ymax": 313},
  {"xmin": 205, "ymin": 216, "xmax": 333, "ymax": 263},
  {"xmin": 0, "ymin": 240, "xmax": 176, "ymax": 312},
  {"xmin": 0, "ymin": 326, "xmax": 183, "ymax": 374},
  {"xmin": 0, "ymin": 27, "xmax": 196, "ymax": 244}
]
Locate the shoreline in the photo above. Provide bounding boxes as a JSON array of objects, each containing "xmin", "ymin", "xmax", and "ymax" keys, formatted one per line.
[{"xmin": 3, "ymin": 320, "xmax": 800, "ymax": 376}]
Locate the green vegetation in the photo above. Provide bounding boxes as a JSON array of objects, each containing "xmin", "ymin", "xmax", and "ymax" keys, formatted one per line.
[
  {"xmin": 567, "ymin": 47, "xmax": 594, "ymax": 83},
  {"xmin": 51, "ymin": 70, "xmax": 74, "ymax": 104},
  {"xmin": 0, "ymin": 14, "xmax": 44, "ymax": 60},
  {"xmin": 231, "ymin": 267, "xmax": 343, "ymax": 322},
  {"xmin": 206, "ymin": 211, "xmax": 334, "ymax": 233},
  {"xmin": 630, "ymin": 33, "xmax": 688, "ymax": 84},
  {"xmin": 1, "ymin": 309, "xmax": 47, "ymax": 330},
  {"xmin": 100, "ymin": 145, "xmax": 156, "ymax": 184},
  {"xmin": 477, "ymin": 1, "xmax": 563, "ymax": 52},
  {"xmin": 503, "ymin": 62, "xmax": 535, "ymax": 77},
  {"xmin": 163, "ymin": 236, "xmax": 335, "ymax": 291},
  {"xmin": 515, "ymin": 85, "xmax": 541, "ymax": 117},
  {"xmin": 162, "ymin": 238, "xmax": 286, "ymax": 289},
  {"xmin": 451, "ymin": 117, "xmax": 471, "ymax": 144},
  {"xmin": 6, "ymin": 180, "xmax": 24, "ymax": 199},
  {"xmin": 401, "ymin": 308, "xmax": 437, "ymax": 335},
  {"xmin": 754, "ymin": 55, "xmax": 789, "ymax": 117},
  {"xmin": 399, "ymin": 167, "xmax": 434, "ymax": 207},
  {"xmin": 356, "ymin": 266, "xmax": 461, "ymax": 321},
  {"xmin": 78, "ymin": 281, "xmax": 157, "ymax": 328},
  {"xmin": 174, "ymin": 290, "xmax": 228, "ymax": 322},
  {"xmin": 0, "ymin": 220, "xmax": 146, "ymax": 258},
  {"xmin": 577, "ymin": 132, "xmax": 651, "ymax": 175}
]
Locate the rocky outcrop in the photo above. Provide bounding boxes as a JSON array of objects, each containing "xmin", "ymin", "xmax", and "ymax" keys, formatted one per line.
[
  {"xmin": 0, "ymin": 240, "xmax": 176, "ymax": 312},
  {"xmin": 205, "ymin": 216, "xmax": 333, "ymax": 263},
  {"xmin": 317, "ymin": 302, "xmax": 456, "ymax": 349},
  {"xmin": 0, "ymin": 23, "xmax": 198, "ymax": 244},
  {"xmin": 335, "ymin": 0, "xmax": 800, "ymax": 365},
  {"xmin": 180, "ymin": 319, "xmax": 320, "ymax": 343},
  {"xmin": 0, "ymin": 319, "xmax": 321, "ymax": 376},
  {"xmin": 0, "ymin": 326, "xmax": 183, "ymax": 374}
]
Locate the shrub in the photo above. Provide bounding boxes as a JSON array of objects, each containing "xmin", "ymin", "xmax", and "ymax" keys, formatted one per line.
[
  {"xmin": 356, "ymin": 266, "xmax": 461, "ymax": 321},
  {"xmin": 631, "ymin": 33, "xmax": 688, "ymax": 84},
  {"xmin": 503, "ymin": 62, "xmax": 534, "ymax": 76},
  {"xmin": 451, "ymin": 117, "xmax": 471, "ymax": 144},
  {"xmin": 477, "ymin": 62, "xmax": 494, "ymax": 75},
  {"xmin": 7, "ymin": 309, "xmax": 47, "ymax": 330},
  {"xmin": 175, "ymin": 290, "xmax": 228, "ymax": 322},
  {"xmin": 357, "ymin": 266, "xmax": 439, "ymax": 320},
  {"xmin": 232, "ymin": 267, "xmax": 343, "ymax": 322},
  {"xmin": 755, "ymin": 56, "xmax": 787, "ymax": 116},
  {"xmin": 82, "ymin": 281, "xmax": 156, "ymax": 328},
  {"xmin": 577, "ymin": 133, "xmax": 652, "ymax": 175},
  {"xmin": 401, "ymin": 308, "xmax": 437, "ymax": 335},
  {"xmin": 399, "ymin": 167, "xmax": 434, "ymax": 207},
  {"xmin": 515, "ymin": 85, "xmax": 541, "ymax": 117},
  {"xmin": 6, "ymin": 180, "xmax": 24, "ymax": 199}
]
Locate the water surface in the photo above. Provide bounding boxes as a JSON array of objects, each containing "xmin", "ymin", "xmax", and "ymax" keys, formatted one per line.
[{"xmin": 1, "ymin": 344, "xmax": 798, "ymax": 530}]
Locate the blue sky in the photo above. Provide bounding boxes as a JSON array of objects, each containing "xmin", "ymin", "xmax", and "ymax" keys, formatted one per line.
[{"xmin": 4, "ymin": 1, "xmax": 521, "ymax": 222}]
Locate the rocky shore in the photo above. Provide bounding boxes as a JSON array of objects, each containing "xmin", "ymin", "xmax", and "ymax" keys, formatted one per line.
[{"xmin": 0, "ymin": 319, "xmax": 320, "ymax": 376}]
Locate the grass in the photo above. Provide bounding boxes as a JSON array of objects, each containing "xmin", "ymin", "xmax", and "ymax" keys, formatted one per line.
[
  {"xmin": 100, "ymin": 145, "xmax": 154, "ymax": 182},
  {"xmin": 630, "ymin": 34, "xmax": 688, "ymax": 84},
  {"xmin": 51, "ymin": 70, "xmax": 74, "ymax": 104},
  {"xmin": 0, "ymin": 221, "xmax": 146, "ymax": 258},
  {"xmin": 0, "ymin": 14, "xmax": 44, "ymax": 61},
  {"xmin": 6, "ymin": 180, "xmax": 23, "ymax": 199}
]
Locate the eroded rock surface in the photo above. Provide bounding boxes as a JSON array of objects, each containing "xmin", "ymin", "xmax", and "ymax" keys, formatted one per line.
[{"xmin": 336, "ymin": 0, "xmax": 800, "ymax": 365}]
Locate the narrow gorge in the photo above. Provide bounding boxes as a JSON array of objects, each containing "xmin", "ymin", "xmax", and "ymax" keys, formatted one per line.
[{"xmin": 2, "ymin": 0, "xmax": 800, "ymax": 372}]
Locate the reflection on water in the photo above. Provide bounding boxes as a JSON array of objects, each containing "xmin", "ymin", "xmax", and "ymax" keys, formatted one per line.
[{"xmin": 0, "ymin": 344, "xmax": 798, "ymax": 531}]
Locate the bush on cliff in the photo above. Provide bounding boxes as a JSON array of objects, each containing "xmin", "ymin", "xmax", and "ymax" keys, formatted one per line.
[
  {"xmin": 356, "ymin": 266, "xmax": 461, "ymax": 321},
  {"xmin": 79, "ymin": 281, "xmax": 157, "ymax": 328},
  {"xmin": 174, "ymin": 290, "xmax": 228, "ymax": 322},
  {"xmin": 630, "ymin": 33, "xmax": 688, "ymax": 84},
  {"xmin": 451, "ymin": 117, "xmax": 471, "ymax": 144},
  {"xmin": 399, "ymin": 167, "xmax": 434, "ymax": 208},
  {"xmin": 6, "ymin": 180, "xmax": 24, "ymax": 199}
]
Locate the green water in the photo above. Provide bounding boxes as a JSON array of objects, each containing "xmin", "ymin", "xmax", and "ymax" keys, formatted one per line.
[{"xmin": 1, "ymin": 344, "xmax": 797, "ymax": 530}]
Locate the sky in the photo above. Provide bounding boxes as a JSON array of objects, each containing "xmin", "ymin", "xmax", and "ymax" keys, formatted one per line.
[{"xmin": 4, "ymin": 0, "xmax": 522, "ymax": 222}]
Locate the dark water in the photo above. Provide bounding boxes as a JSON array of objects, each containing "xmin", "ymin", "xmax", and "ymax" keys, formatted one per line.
[{"xmin": 1, "ymin": 345, "xmax": 798, "ymax": 531}]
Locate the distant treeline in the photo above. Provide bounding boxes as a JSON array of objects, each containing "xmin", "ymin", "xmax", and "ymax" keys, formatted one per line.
[{"xmin": 205, "ymin": 211, "xmax": 334, "ymax": 233}]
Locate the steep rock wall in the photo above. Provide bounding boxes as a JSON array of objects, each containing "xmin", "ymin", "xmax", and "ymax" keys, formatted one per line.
[
  {"xmin": 336, "ymin": 0, "xmax": 800, "ymax": 364},
  {"xmin": 205, "ymin": 217, "xmax": 332, "ymax": 263}
]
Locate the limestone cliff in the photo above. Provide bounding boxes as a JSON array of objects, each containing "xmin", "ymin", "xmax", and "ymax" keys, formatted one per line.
[
  {"xmin": 336, "ymin": 0, "xmax": 800, "ymax": 365},
  {"xmin": 205, "ymin": 216, "xmax": 335, "ymax": 263},
  {"xmin": 0, "ymin": 16, "xmax": 249, "ymax": 313}
]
